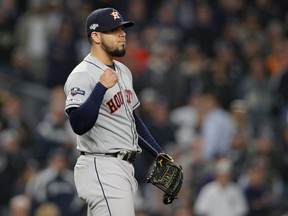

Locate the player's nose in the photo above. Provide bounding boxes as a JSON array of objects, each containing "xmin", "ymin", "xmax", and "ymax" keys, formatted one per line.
[{"xmin": 120, "ymin": 26, "xmax": 126, "ymax": 36}]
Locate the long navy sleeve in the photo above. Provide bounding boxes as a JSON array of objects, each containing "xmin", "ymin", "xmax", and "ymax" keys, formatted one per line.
[
  {"xmin": 133, "ymin": 111, "xmax": 163, "ymax": 157},
  {"xmin": 68, "ymin": 82, "xmax": 107, "ymax": 135}
]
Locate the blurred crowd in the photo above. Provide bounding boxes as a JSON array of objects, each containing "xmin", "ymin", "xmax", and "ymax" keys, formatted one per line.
[{"xmin": 1, "ymin": 0, "xmax": 288, "ymax": 215}]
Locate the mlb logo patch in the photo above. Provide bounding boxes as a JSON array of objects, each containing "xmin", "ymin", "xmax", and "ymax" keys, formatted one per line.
[{"xmin": 66, "ymin": 98, "xmax": 81, "ymax": 103}]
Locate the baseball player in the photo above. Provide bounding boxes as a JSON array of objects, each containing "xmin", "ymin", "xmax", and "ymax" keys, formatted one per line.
[{"xmin": 64, "ymin": 8, "xmax": 164, "ymax": 216}]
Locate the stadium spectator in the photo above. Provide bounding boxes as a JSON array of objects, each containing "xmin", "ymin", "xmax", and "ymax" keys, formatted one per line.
[
  {"xmin": 197, "ymin": 90, "xmax": 235, "ymax": 160},
  {"xmin": 0, "ymin": 129, "xmax": 32, "ymax": 215},
  {"xmin": 242, "ymin": 162, "xmax": 275, "ymax": 216},
  {"xmin": 9, "ymin": 194, "xmax": 31, "ymax": 216},
  {"xmin": 33, "ymin": 85, "xmax": 77, "ymax": 167},
  {"xmin": 25, "ymin": 147, "xmax": 84, "ymax": 216},
  {"xmin": 194, "ymin": 157, "xmax": 248, "ymax": 216},
  {"xmin": 44, "ymin": 18, "xmax": 78, "ymax": 88},
  {"xmin": 236, "ymin": 56, "xmax": 273, "ymax": 136},
  {"xmin": 13, "ymin": 0, "xmax": 50, "ymax": 83}
]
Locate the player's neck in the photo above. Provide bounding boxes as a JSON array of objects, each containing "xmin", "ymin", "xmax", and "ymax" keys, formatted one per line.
[{"xmin": 90, "ymin": 49, "xmax": 113, "ymax": 66}]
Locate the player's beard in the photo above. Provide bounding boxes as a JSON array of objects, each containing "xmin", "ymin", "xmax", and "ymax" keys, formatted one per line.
[{"xmin": 101, "ymin": 40, "xmax": 126, "ymax": 57}]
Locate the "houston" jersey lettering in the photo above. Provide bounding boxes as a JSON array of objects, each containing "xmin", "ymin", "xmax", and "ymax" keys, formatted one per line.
[{"xmin": 106, "ymin": 89, "xmax": 132, "ymax": 113}]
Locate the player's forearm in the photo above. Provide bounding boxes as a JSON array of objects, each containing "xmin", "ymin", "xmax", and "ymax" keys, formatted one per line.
[
  {"xmin": 68, "ymin": 82, "xmax": 107, "ymax": 135},
  {"xmin": 133, "ymin": 111, "xmax": 164, "ymax": 157}
]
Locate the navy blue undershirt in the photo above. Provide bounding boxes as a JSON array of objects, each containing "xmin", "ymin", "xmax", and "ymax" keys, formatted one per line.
[
  {"xmin": 68, "ymin": 82, "xmax": 163, "ymax": 156},
  {"xmin": 68, "ymin": 82, "xmax": 107, "ymax": 135},
  {"xmin": 133, "ymin": 112, "xmax": 163, "ymax": 156}
]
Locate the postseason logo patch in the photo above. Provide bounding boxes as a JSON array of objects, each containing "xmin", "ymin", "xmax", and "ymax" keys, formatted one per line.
[{"xmin": 69, "ymin": 87, "xmax": 85, "ymax": 96}]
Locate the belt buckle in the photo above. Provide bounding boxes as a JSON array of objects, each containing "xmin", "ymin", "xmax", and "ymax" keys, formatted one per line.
[{"xmin": 122, "ymin": 151, "xmax": 136, "ymax": 163}]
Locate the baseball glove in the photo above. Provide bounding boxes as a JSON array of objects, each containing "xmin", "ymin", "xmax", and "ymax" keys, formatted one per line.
[{"xmin": 147, "ymin": 153, "xmax": 183, "ymax": 204}]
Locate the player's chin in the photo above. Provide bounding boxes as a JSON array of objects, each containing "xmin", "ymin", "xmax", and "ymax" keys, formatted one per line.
[{"xmin": 113, "ymin": 47, "xmax": 126, "ymax": 57}]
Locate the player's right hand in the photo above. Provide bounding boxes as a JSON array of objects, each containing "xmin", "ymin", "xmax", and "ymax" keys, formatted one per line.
[{"xmin": 99, "ymin": 69, "xmax": 119, "ymax": 88}]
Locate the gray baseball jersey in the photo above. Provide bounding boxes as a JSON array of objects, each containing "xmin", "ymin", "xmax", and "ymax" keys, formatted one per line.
[{"xmin": 64, "ymin": 54, "xmax": 141, "ymax": 154}]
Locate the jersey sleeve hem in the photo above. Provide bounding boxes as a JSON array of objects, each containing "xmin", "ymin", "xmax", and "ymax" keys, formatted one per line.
[{"xmin": 65, "ymin": 104, "xmax": 81, "ymax": 115}]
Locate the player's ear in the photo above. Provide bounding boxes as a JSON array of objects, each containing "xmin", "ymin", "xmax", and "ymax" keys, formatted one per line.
[{"xmin": 90, "ymin": 32, "xmax": 101, "ymax": 44}]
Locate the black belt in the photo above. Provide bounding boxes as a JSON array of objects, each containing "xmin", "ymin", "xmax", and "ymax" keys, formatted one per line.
[{"xmin": 80, "ymin": 151, "xmax": 137, "ymax": 163}]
